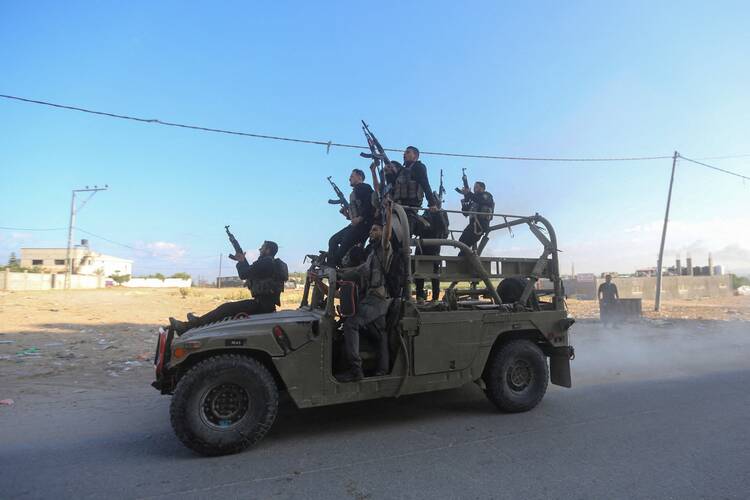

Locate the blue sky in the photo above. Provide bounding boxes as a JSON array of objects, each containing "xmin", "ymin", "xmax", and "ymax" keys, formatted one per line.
[{"xmin": 1, "ymin": 1, "xmax": 749, "ymax": 278}]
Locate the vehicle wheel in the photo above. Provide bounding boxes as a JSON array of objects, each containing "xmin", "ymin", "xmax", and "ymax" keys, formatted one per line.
[
  {"xmin": 483, "ymin": 339, "xmax": 548, "ymax": 413},
  {"xmin": 170, "ymin": 354, "xmax": 278, "ymax": 456}
]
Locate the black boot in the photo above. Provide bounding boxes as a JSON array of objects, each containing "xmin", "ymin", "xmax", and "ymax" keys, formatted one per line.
[
  {"xmin": 169, "ymin": 317, "xmax": 190, "ymax": 335},
  {"xmin": 186, "ymin": 312, "xmax": 200, "ymax": 325},
  {"xmin": 335, "ymin": 367, "xmax": 364, "ymax": 383}
]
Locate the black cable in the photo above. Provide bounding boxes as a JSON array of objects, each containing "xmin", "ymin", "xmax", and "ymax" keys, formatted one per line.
[
  {"xmin": 0, "ymin": 93, "xmax": 684, "ymax": 162},
  {"xmin": 74, "ymin": 227, "xmax": 141, "ymax": 251},
  {"xmin": 677, "ymin": 154, "xmax": 750, "ymax": 181}
]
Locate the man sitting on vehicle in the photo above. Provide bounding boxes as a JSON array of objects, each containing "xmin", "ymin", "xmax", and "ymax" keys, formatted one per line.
[
  {"xmin": 169, "ymin": 240, "xmax": 286, "ymax": 334},
  {"xmin": 335, "ymin": 206, "xmax": 394, "ymax": 382}
]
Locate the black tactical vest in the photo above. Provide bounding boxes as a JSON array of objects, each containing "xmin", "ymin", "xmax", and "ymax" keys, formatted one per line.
[{"xmin": 392, "ymin": 164, "xmax": 424, "ymax": 206}]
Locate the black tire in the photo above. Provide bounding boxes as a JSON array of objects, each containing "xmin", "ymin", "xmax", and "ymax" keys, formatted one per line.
[
  {"xmin": 170, "ymin": 354, "xmax": 278, "ymax": 456},
  {"xmin": 483, "ymin": 339, "xmax": 548, "ymax": 413}
]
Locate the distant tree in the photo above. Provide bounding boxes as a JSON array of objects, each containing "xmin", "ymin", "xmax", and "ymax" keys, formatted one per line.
[
  {"xmin": 7, "ymin": 252, "xmax": 19, "ymax": 266},
  {"xmin": 170, "ymin": 272, "xmax": 191, "ymax": 280},
  {"xmin": 110, "ymin": 274, "xmax": 131, "ymax": 285},
  {"xmin": 732, "ymin": 274, "xmax": 750, "ymax": 289},
  {"xmin": 143, "ymin": 273, "xmax": 166, "ymax": 280}
]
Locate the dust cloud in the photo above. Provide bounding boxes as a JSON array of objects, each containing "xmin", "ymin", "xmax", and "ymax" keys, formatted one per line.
[{"xmin": 569, "ymin": 319, "xmax": 750, "ymax": 386}]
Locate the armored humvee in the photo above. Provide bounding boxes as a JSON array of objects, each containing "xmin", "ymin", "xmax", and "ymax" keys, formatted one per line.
[{"xmin": 152, "ymin": 204, "xmax": 575, "ymax": 456}]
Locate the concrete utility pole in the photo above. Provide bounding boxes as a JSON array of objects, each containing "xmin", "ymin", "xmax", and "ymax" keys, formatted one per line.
[
  {"xmin": 655, "ymin": 152, "xmax": 679, "ymax": 311},
  {"xmin": 65, "ymin": 185, "xmax": 108, "ymax": 289},
  {"xmin": 217, "ymin": 253, "xmax": 222, "ymax": 288}
]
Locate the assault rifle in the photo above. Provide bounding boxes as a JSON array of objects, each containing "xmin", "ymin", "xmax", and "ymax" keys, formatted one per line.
[
  {"xmin": 438, "ymin": 169, "xmax": 446, "ymax": 204},
  {"xmin": 360, "ymin": 121, "xmax": 389, "ymax": 203},
  {"xmin": 225, "ymin": 225, "xmax": 244, "ymax": 261},
  {"xmin": 326, "ymin": 176, "xmax": 350, "ymax": 215},
  {"xmin": 454, "ymin": 168, "xmax": 471, "ymax": 215}
]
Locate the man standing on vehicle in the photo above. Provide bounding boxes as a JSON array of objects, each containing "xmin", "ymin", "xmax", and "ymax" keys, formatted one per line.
[
  {"xmin": 415, "ymin": 191, "xmax": 449, "ymax": 301},
  {"xmin": 335, "ymin": 203, "xmax": 395, "ymax": 382},
  {"xmin": 458, "ymin": 181, "xmax": 495, "ymax": 255},
  {"xmin": 327, "ymin": 169, "xmax": 375, "ymax": 267},
  {"xmin": 598, "ymin": 274, "xmax": 619, "ymax": 327},
  {"xmin": 384, "ymin": 146, "xmax": 438, "ymax": 237},
  {"xmin": 169, "ymin": 241, "xmax": 286, "ymax": 334}
]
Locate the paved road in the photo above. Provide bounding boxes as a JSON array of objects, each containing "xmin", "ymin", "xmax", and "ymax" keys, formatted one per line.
[{"xmin": 1, "ymin": 321, "xmax": 749, "ymax": 499}]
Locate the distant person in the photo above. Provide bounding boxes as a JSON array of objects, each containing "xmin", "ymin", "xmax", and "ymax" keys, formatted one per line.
[
  {"xmin": 170, "ymin": 241, "xmax": 287, "ymax": 334},
  {"xmin": 598, "ymin": 274, "xmax": 619, "ymax": 327}
]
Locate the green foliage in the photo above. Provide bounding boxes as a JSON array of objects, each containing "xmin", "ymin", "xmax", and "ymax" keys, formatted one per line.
[
  {"xmin": 170, "ymin": 272, "xmax": 192, "ymax": 280},
  {"xmin": 731, "ymin": 274, "xmax": 750, "ymax": 289},
  {"xmin": 7, "ymin": 252, "xmax": 19, "ymax": 266},
  {"xmin": 110, "ymin": 273, "xmax": 131, "ymax": 285},
  {"xmin": 140, "ymin": 273, "xmax": 166, "ymax": 280},
  {"xmin": 0, "ymin": 263, "xmax": 42, "ymax": 273}
]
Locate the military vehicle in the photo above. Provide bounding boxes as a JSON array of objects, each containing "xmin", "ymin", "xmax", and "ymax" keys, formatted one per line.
[{"xmin": 152, "ymin": 204, "xmax": 575, "ymax": 456}]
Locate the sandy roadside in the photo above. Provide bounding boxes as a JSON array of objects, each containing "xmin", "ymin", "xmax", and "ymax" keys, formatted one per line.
[{"xmin": 1, "ymin": 287, "xmax": 748, "ymax": 396}]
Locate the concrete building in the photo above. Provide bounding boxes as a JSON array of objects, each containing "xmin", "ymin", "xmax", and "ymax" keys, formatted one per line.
[
  {"xmin": 20, "ymin": 240, "xmax": 133, "ymax": 277},
  {"xmin": 566, "ymin": 274, "xmax": 733, "ymax": 301}
]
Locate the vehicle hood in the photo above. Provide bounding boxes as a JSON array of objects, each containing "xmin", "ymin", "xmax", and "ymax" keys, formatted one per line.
[{"xmin": 179, "ymin": 308, "xmax": 325, "ymax": 341}]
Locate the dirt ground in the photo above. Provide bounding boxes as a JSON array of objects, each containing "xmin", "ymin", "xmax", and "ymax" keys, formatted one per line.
[{"xmin": 1, "ymin": 287, "xmax": 748, "ymax": 395}]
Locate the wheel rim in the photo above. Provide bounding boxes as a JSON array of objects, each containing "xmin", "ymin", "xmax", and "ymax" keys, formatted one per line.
[
  {"xmin": 506, "ymin": 358, "xmax": 533, "ymax": 391},
  {"xmin": 200, "ymin": 382, "xmax": 250, "ymax": 429}
]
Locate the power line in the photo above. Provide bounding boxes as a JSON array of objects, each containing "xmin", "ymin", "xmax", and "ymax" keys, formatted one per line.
[
  {"xmin": 0, "ymin": 226, "xmax": 67, "ymax": 231},
  {"xmin": 74, "ymin": 227, "xmax": 141, "ymax": 251},
  {"xmin": 677, "ymin": 154, "xmax": 750, "ymax": 181},
  {"xmin": 0, "ymin": 93, "xmax": 698, "ymax": 163}
]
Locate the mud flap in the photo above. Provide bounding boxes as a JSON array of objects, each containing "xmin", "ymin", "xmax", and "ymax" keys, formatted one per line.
[{"xmin": 549, "ymin": 346, "xmax": 573, "ymax": 388}]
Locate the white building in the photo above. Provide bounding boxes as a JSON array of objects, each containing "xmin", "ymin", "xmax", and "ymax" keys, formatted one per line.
[{"xmin": 20, "ymin": 240, "xmax": 133, "ymax": 277}]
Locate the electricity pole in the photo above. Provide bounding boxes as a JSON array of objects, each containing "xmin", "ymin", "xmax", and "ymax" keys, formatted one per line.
[
  {"xmin": 655, "ymin": 152, "xmax": 679, "ymax": 311},
  {"xmin": 218, "ymin": 253, "xmax": 222, "ymax": 288},
  {"xmin": 65, "ymin": 185, "xmax": 108, "ymax": 289}
]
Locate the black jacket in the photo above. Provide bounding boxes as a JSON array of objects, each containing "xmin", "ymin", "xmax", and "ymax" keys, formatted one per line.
[{"xmin": 351, "ymin": 182, "xmax": 375, "ymax": 224}]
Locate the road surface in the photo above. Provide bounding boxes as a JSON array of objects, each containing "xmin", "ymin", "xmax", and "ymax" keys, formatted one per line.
[{"xmin": 1, "ymin": 320, "xmax": 748, "ymax": 499}]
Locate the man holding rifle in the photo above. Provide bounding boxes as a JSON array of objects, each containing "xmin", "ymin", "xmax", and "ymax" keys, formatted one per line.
[
  {"xmin": 327, "ymin": 168, "xmax": 374, "ymax": 266},
  {"xmin": 385, "ymin": 146, "xmax": 438, "ymax": 237},
  {"xmin": 334, "ymin": 201, "xmax": 395, "ymax": 382},
  {"xmin": 169, "ymin": 240, "xmax": 285, "ymax": 334},
  {"xmin": 458, "ymin": 181, "xmax": 495, "ymax": 255}
]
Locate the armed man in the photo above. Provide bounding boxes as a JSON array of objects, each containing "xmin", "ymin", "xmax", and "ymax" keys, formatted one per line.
[
  {"xmin": 458, "ymin": 181, "xmax": 495, "ymax": 255},
  {"xmin": 334, "ymin": 203, "xmax": 395, "ymax": 382},
  {"xmin": 385, "ymin": 146, "xmax": 438, "ymax": 236},
  {"xmin": 169, "ymin": 240, "xmax": 287, "ymax": 334},
  {"xmin": 415, "ymin": 190, "xmax": 449, "ymax": 301},
  {"xmin": 327, "ymin": 169, "xmax": 375, "ymax": 267}
]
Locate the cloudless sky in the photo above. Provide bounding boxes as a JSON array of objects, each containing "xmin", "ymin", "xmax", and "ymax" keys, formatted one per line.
[{"xmin": 1, "ymin": 0, "xmax": 749, "ymax": 279}]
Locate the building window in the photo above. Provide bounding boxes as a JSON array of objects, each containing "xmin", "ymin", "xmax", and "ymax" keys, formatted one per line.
[
  {"xmin": 55, "ymin": 259, "xmax": 65, "ymax": 265},
  {"xmin": 32, "ymin": 259, "xmax": 44, "ymax": 266}
]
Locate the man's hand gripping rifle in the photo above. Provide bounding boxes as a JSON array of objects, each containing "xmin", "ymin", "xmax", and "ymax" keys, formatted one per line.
[
  {"xmin": 326, "ymin": 176, "xmax": 350, "ymax": 218},
  {"xmin": 224, "ymin": 225, "xmax": 244, "ymax": 261},
  {"xmin": 455, "ymin": 167, "xmax": 471, "ymax": 215}
]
